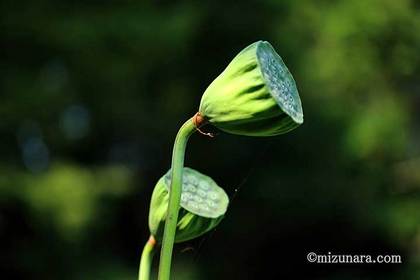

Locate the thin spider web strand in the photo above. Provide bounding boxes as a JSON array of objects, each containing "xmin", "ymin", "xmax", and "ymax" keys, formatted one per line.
[{"xmin": 190, "ymin": 141, "xmax": 274, "ymax": 262}]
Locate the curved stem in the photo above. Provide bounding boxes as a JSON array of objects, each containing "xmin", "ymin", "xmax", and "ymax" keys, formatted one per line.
[
  {"xmin": 139, "ymin": 235, "xmax": 156, "ymax": 280},
  {"xmin": 158, "ymin": 118, "xmax": 196, "ymax": 280}
]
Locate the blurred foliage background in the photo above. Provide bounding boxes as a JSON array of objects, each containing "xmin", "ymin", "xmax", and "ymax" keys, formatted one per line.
[{"xmin": 1, "ymin": 0, "xmax": 420, "ymax": 279}]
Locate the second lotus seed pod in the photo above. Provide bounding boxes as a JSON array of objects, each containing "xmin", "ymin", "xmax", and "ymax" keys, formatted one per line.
[{"xmin": 148, "ymin": 167, "xmax": 229, "ymax": 243}]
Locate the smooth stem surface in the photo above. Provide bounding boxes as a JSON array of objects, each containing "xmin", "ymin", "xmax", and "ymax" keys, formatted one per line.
[
  {"xmin": 139, "ymin": 236, "xmax": 156, "ymax": 280},
  {"xmin": 158, "ymin": 118, "xmax": 196, "ymax": 280}
]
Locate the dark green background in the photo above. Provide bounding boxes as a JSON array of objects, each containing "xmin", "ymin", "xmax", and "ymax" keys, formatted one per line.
[{"xmin": 1, "ymin": 0, "xmax": 419, "ymax": 279}]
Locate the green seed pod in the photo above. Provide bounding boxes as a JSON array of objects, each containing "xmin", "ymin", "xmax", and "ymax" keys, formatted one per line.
[
  {"xmin": 148, "ymin": 167, "xmax": 229, "ymax": 243},
  {"xmin": 199, "ymin": 40, "xmax": 303, "ymax": 136}
]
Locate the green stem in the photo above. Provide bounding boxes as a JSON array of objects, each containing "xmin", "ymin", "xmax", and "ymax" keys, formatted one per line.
[
  {"xmin": 158, "ymin": 118, "xmax": 196, "ymax": 280},
  {"xmin": 139, "ymin": 235, "xmax": 156, "ymax": 280}
]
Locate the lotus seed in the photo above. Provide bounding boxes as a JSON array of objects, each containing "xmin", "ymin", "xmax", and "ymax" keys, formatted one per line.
[
  {"xmin": 183, "ymin": 192, "xmax": 193, "ymax": 200},
  {"xmin": 198, "ymin": 181, "xmax": 210, "ymax": 190},
  {"xmin": 197, "ymin": 189, "xmax": 207, "ymax": 198},
  {"xmin": 181, "ymin": 193, "xmax": 188, "ymax": 202},
  {"xmin": 186, "ymin": 174, "xmax": 198, "ymax": 185},
  {"xmin": 186, "ymin": 184, "xmax": 196, "ymax": 193},
  {"xmin": 188, "ymin": 201, "xmax": 198, "ymax": 209},
  {"xmin": 207, "ymin": 200, "xmax": 216, "ymax": 208},
  {"xmin": 208, "ymin": 191, "xmax": 219, "ymax": 200},
  {"xmin": 193, "ymin": 196, "xmax": 203, "ymax": 203},
  {"xmin": 199, "ymin": 204, "xmax": 210, "ymax": 211}
]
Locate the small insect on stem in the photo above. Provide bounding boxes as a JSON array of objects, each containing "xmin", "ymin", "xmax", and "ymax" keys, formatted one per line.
[{"xmin": 193, "ymin": 112, "xmax": 214, "ymax": 138}]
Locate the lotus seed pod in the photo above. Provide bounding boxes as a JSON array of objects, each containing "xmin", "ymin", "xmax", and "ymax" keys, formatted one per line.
[
  {"xmin": 148, "ymin": 167, "xmax": 229, "ymax": 243},
  {"xmin": 199, "ymin": 40, "xmax": 303, "ymax": 136}
]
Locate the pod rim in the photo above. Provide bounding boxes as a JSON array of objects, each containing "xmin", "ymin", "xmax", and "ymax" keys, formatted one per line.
[
  {"xmin": 163, "ymin": 167, "xmax": 229, "ymax": 218},
  {"xmin": 256, "ymin": 41, "xmax": 304, "ymax": 124}
]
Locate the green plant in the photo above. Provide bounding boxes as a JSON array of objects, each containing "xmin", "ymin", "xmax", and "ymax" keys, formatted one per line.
[
  {"xmin": 139, "ymin": 168, "xmax": 228, "ymax": 280},
  {"xmin": 149, "ymin": 167, "xmax": 229, "ymax": 243},
  {"xmin": 138, "ymin": 40, "xmax": 304, "ymax": 280}
]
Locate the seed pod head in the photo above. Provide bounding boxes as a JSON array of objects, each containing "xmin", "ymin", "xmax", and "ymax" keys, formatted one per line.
[
  {"xmin": 148, "ymin": 167, "xmax": 229, "ymax": 243},
  {"xmin": 199, "ymin": 40, "xmax": 303, "ymax": 136}
]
